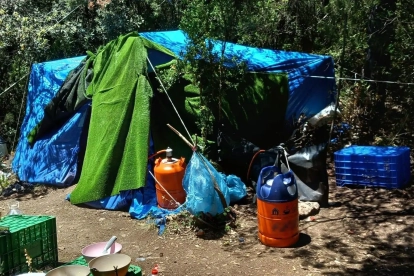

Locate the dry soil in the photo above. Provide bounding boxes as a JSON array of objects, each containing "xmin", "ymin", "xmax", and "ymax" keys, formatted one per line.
[{"xmin": 1, "ymin": 176, "xmax": 414, "ymax": 276}]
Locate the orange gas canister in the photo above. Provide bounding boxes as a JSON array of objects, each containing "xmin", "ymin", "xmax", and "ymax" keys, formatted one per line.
[
  {"xmin": 154, "ymin": 148, "xmax": 186, "ymax": 209},
  {"xmin": 256, "ymin": 148, "xmax": 299, "ymax": 247}
]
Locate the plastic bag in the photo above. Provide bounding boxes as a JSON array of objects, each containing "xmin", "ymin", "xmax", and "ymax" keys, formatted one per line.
[
  {"xmin": 183, "ymin": 152, "xmax": 230, "ymax": 216},
  {"xmin": 225, "ymin": 174, "xmax": 247, "ymax": 203},
  {"xmin": 308, "ymin": 102, "xmax": 340, "ymax": 127},
  {"xmin": 284, "ymin": 143, "xmax": 329, "ymax": 203}
]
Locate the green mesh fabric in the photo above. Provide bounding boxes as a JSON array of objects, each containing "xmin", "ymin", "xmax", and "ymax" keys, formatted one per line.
[{"xmin": 70, "ymin": 33, "xmax": 175, "ymax": 204}]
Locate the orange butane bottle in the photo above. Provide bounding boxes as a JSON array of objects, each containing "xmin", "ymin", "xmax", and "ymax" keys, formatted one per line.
[{"xmin": 154, "ymin": 148, "xmax": 186, "ymax": 209}]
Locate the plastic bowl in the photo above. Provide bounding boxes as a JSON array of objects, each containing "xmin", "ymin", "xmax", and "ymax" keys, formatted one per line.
[
  {"xmin": 81, "ymin": 241, "xmax": 122, "ymax": 262},
  {"xmin": 88, "ymin": 254, "xmax": 131, "ymax": 276},
  {"xmin": 45, "ymin": 265, "xmax": 90, "ymax": 276}
]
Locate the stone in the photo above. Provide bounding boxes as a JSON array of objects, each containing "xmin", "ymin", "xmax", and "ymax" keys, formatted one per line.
[
  {"xmin": 196, "ymin": 229, "xmax": 205, "ymax": 237},
  {"xmin": 298, "ymin": 201, "xmax": 320, "ymax": 219}
]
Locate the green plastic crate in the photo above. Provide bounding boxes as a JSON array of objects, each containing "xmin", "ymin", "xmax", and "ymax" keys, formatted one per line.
[
  {"xmin": 65, "ymin": 256, "xmax": 142, "ymax": 276},
  {"xmin": 0, "ymin": 215, "xmax": 58, "ymax": 276}
]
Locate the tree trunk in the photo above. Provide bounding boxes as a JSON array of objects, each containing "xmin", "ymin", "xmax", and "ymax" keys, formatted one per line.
[{"xmin": 365, "ymin": 0, "xmax": 396, "ymax": 134}]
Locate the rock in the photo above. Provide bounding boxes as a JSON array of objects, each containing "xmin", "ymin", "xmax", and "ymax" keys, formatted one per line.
[
  {"xmin": 196, "ymin": 229, "xmax": 204, "ymax": 237},
  {"xmin": 298, "ymin": 201, "xmax": 320, "ymax": 219},
  {"xmin": 117, "ymin": 213, "xmax": 129, "ymax": 217}
]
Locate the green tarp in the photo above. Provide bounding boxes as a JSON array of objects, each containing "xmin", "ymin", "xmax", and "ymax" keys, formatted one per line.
[{"xmin": 70, "ymin": 33, "xmax": 175, "ymax": 204}]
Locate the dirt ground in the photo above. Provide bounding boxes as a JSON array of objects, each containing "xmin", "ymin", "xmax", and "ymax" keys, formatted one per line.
[{"xmin": 1, "ymin": 174, "xmax": 414, "ymax": 276}]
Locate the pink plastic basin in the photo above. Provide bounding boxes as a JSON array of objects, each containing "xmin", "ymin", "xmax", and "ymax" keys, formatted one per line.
[{"xmin": 81, "ymin": 242, "xmax": 122, "ymax": 262}]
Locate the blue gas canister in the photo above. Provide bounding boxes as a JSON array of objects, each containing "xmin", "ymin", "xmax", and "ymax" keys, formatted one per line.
[{"xmin": 256, "ymin": 148, "xmax": 299, "ymax": 247}]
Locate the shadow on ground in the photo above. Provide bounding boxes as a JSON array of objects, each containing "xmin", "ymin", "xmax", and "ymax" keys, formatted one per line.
[{"xmin": 284, "ymin": 179, "xmax": 414, "ymax": 275}]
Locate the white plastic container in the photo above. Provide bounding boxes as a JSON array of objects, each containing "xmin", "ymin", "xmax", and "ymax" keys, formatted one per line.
[{"xmin": 308, "ymin": 103, "xmax": 340, "ymax": 127}]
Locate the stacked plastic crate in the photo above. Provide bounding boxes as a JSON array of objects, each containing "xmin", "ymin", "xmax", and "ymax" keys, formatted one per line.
[
  {"xmin": 0, "ymin": 215, "xmax": 58, "ymax": 275},
  {"xmin": 334, "ymin": 146, "xmax": 411, "ymax": 189}
]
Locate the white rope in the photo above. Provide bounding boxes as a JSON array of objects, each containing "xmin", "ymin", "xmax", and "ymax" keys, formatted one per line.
[
  {"xmin": 299, "ymin": 75, "xmax": 414, "ymax": 86},
  {"xmin": 49, "ymin": 5, "xmax": 82, "ymax": 29},
  {"xmin": 146, "ymin": 57, "xmax": 195, "ymax": 145},
  {"xmin": 0, "ymin": 5, "xmax": 82, "ymax": 99},
  {"xmin": 148, "ymin": 170, "xmax": 181, "ymax": 207},
  {"xmin": 0, "ymin": 74, "xmax": 29, "ymax": 98}
]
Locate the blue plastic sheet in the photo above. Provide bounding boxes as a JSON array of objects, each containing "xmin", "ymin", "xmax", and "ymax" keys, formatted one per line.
[
  {"xmin": 183, "ymin": 152, "xmax": 231, "ymax": 216},
  {"xmin": 225, "ymin": 174, "xmax": 247, "ymax": 203},
  {"xmin": 12, "ymin": 56, "xmax": 88, "ymax": 186},
  {"xmin": 139, "ymin": 30, "xmax": 336, "ymax": 120},
  {"xmin": 65, "ymin": 135, "xmax": 182, "ymax": 235}
]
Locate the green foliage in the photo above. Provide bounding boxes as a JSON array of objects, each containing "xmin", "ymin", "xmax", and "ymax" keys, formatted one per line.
[
  {"xmin": 0, "ymin": 0, "xmax": 183, "ymax": 149},
  {"xmin": 178, "ymin": 0, "xmax": 248, "ymax": 150},
  {"xmin": 1, "ymin": 0, "xmax": 413, "ymax": 155},
  {"xmin": 0, "ymin": 0, "xmax": 91, "ymax": 147},
  {"xmin": 327, "ymin": 0, "xmax": 414, "ymax": 146},
  {"xmin": 94, "ymin": 0, "xmax": 144, "ymax": 43},
  {"xmin": 0, "ymin": 173, "xmax": 10, "ymax": 194}
]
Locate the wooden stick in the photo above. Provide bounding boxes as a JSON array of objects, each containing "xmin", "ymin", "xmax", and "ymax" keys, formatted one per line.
[{"xmin": 167, "ymin": 124, "xmax": 194, "ymax": 148}]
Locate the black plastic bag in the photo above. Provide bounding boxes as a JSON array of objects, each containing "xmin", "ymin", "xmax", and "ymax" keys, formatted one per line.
[{"xmin": 284, "ymin": 143, "xmax": 329, "ymax": 204}]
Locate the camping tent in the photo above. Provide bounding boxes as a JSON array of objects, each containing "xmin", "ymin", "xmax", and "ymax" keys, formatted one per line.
[{"xmin": 12, "ymin": 30, "xmax": 335, "ymax": 218}]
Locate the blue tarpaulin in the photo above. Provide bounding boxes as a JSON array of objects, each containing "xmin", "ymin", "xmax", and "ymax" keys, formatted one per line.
[
  {"xmin": 12, "ymin": 56, "xmax": 89, "ymax": 186},
  {"xmin": 12, "ymin": 30, "xmax": 335, "ymax": 227},
  {"xmin": 140, "ymin": 30, "xmax": 335, "ymax": 120}
]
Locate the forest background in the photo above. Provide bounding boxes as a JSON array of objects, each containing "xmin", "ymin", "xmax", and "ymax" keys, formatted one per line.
[{"xmin": 1, "ymin": 0, "xmax": 413, "ymax": 154}]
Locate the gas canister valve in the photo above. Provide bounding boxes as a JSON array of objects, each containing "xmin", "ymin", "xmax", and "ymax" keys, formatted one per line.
[{"xmin": 166, "ymin": 147, "xmax": 173, "ymax": 160}]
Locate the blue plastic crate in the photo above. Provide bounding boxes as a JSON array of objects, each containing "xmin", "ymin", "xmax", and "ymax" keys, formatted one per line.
[
  {"xmin": 335, "ymin": 167, "xmax": 401, "ymax": 178},
  {"xmin": 334, "ymin": 146, "xmax": 411, "ymax": 189},
  {"xmin": 336, "ymin": 173, "xmax": 403, "ymax": 189}
]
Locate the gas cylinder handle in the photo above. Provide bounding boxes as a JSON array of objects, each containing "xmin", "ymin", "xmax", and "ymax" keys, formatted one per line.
[
  {"xmin": 282, "ymin": 149, "xmax": 291, "ymax": 171},
  {"xmin": 257, "ymin": 166, "xmax": 277, "ymax": 197},
  {"xmin": 275, "ymin": 145, "xmax": 291, "ymax": 172}
]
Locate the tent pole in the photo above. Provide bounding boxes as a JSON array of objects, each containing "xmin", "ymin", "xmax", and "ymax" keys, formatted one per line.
[
  {"xmin": 146, "ymin": 57, "xmax": 195, "ymax": 146},
  {"xmin": 328, "ymin": 10, "xmax": 348, "ymax": 147},
  {"xmin": 324, "ymin": 9, "xmax": 348, "ymax": 208}
]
